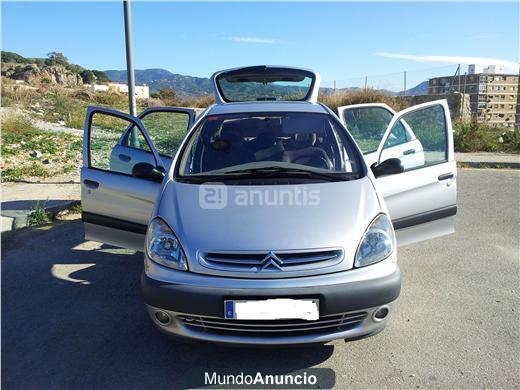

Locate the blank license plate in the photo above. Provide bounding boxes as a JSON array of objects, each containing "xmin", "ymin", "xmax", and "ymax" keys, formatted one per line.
[{"xmin": 224, "ymin": 298, "xmax": 319, "ymax": 321}]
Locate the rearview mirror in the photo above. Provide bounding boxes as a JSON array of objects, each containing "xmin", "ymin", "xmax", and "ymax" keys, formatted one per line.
[
  {"xmin": 371, "ymin": 158, "xmax": 404, "ymax": 178},
  {"xmin": 132, "ymin": 162, "xmax": 165, "ymax": 182}
]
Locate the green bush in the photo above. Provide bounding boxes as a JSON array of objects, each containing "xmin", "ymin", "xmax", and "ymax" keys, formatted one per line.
[
  {"xmin": 500, "ymin": 129, "xmax": 520, "ymax": 153},
  {"xmin": 27, "ymin": 200, "xmax": 52, "ymax": 226},
  {"xmin": 453, "ymin": 120, "xmax": 520, "ymax": 153},
  {"xmin": 453, "ymin": 120, "xmax": 500, "ymax": 152}
]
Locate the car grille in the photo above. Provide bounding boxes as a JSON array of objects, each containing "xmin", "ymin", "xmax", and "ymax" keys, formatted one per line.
[
  {"xmin": 178, "ymin": 312, "xmax": 367, "ymax": 337},
  {"xmin": 199, "ymin": 248, "xmax": 344, "ymax": 274}
]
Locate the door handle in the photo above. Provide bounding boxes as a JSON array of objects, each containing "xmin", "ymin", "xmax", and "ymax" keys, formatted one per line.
[
  {"xmin": 438, "ymin": 173, "xmax": 454, "ymax": 181},
  {"xmin": 118, "ymin": 154, "xmax": 131, "ymax": 162},
  {"xmin": 83, "ymin": 179, "xmax": 99, "ymax": 189},
  {"xmin": 403, "ymin": 149, "xmax": 415, "ymax": 155}
]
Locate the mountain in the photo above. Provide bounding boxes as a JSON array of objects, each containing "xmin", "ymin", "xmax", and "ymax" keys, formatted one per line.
[
  {"xmin": 105, "ymin": 67, "xmax": 400, "ymax": 98},
  {"xmin": 400, "ymin": 80, "xmax": 429, "ymax": 96},
  {"xmin": 104, "ymin": 69, "xmax": 212, "ymax": 97}
]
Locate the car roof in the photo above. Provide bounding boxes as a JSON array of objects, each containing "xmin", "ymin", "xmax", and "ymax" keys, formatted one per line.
[{"xmin": 206, "ymin": 101, "xmax": 330, "ymax": 116}]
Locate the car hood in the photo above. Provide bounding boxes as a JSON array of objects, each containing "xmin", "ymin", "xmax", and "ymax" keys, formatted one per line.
[{"xmin": 157, "ymin": 177, "xmax": 382, "ymax": 277}]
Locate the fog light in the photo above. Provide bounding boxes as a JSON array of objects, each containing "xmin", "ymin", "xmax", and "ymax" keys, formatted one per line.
[
  {"xmin": 373, "ymin": 306, "xmax": 389, "ymax": 321},
  {"xmin": 155, "ymin": 311, "xmax": 171, "ymax": 325}
]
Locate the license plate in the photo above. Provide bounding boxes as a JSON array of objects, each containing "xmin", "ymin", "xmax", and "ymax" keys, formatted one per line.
[{"xmin": 224, "ymin": 298, "xmax": 319, "ymax": 321}]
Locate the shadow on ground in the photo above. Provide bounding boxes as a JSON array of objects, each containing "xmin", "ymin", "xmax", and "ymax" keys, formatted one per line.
[{"xmin": 2, "ymin": 221, "xmax": 334, "ymax": 389}]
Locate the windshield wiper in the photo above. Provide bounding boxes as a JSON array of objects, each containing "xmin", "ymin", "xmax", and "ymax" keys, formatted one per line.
[{"xmin": 223, "ymin": 166, "xmax": 356, "ymax": 181}]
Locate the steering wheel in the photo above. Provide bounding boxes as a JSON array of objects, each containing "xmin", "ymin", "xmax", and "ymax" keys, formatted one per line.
[{"xmin": 292, "ymin": 154, "xmax": 332, "ymax": 170}]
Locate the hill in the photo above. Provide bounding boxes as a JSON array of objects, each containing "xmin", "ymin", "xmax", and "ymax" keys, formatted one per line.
[
  {"xmin": 1, "ymin": 51, "xmax": 109, "ymax": 86},
  {"xmin": 104, "ymin": 69, "xmax": 212, "ymax": 97}
]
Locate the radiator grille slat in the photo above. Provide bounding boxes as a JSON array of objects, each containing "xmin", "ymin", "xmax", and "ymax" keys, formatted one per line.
[
  {"xmin": 178, "ymin": 311, "xmax": 367, "ymax": 337},
  {"xmin": 199, "ymin": 248, "xmax": 344, "ymax": 273}
]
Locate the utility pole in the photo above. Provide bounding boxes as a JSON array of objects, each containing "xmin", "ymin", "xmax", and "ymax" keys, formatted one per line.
[
  {"xmin": 364, "ymin": 75, "xmax": 367, "ymax": 91},
  {"xmin": 457, "ymin": 64, "xmax": 461, "ymax": 93},
  {"xmin": 403, "ymin": 71, "xmax": 407, "ymax": 96},
  {"xmin": 123, "ymin": 0, "xmax": 136, "ymax": 116},
  {"xmin": 461, "ymin": 72, "xmax": 467, "ymax": 118}
]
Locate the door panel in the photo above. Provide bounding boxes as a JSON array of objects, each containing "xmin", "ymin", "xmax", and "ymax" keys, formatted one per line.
[
  {"xmin": 81, "ymin": 107, "xmax": 163, "ymax": 251},
  {"xmin": 374, "ymin": 100, "xmax": 457, "ymax": 246},
  {"xmin": 379, "ymin": 138, "xmax": 424, "ymax": 171}
]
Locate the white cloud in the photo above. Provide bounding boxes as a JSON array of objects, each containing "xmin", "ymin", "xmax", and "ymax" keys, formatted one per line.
[
  {"xmin": 374, "ymin": 52, "xmax": 519, "ymax": 73},
  {"xmin": 225, "ymin": 36, "xmax": 287, "ymax": 44}
]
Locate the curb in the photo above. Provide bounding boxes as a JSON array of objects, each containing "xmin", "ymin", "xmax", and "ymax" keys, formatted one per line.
[
  {"xmin": 457, "ymin": 161, "xmax": 520, "ymax": 169},
  {"xmin": 1, "ymin": 200, "xmax": 80, "ymax": 233}
]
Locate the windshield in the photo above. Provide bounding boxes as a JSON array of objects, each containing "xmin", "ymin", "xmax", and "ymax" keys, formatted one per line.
[
  {"xmin": 177, "ymin": 112, "xmax": 362, "ymax": 180},
  {"xmin": 215, "ymin": 67, "xmax": 315, "ymax": 102}
]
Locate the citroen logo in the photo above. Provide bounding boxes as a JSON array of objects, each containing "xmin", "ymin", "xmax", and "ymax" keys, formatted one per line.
[{"xmin": 260, "ymin": 251, "xmax": 284, "ymax": 271}]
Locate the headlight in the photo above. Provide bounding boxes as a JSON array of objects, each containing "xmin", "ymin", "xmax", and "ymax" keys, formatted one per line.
[
  {"xmin": 146, "ymin": 218, "xmax": 188, "ymax": 271},
  {"xmin": 355, "ymin": 214, "xmax": 395, "ymax": 267}
]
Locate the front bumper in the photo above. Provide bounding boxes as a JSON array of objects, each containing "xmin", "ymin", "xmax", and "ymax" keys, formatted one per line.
[{"xmin": 141, "ymin": 259, "xmax": 401, "ymax": 345}]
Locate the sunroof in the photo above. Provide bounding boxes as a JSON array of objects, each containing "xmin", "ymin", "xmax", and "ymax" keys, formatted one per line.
[{"xmin": 213, "ymin": 66, "xmax": 319, "ymax": 103}]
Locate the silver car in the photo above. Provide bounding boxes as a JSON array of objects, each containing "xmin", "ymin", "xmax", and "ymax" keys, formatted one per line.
[{"xmin": 80, "ymin": 66, "xmax": 457, "ymax": 345}]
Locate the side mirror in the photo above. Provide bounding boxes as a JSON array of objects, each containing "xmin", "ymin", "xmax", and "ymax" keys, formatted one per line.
[
  {"xmin": 371, "ymin": 158, "xmax": 404, "ymax": 178},
  {"xmin": 131, "ymin": 162, "xmax": 165, "ymax": 182}
]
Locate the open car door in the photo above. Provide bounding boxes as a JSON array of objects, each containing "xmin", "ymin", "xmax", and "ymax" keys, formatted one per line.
[
  {"xmin": 338, "ymin": 100, "xmax": 457, "ymax": 246},
  {"xmin": 370, "ymin": 100, "xmax": 457, "ymax": 246},
  {"xmin": 81, "ymin": 106, "xmax": 194, "ymax": 251}
]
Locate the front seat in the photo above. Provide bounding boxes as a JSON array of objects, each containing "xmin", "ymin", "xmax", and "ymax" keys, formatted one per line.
[
  {"xmin": 282, "ymin": 132, "xmax": 332, "ymax": 170},
  {"xmin": 206, "ymin": 121, "xmax": 252, "ymax": 171}
]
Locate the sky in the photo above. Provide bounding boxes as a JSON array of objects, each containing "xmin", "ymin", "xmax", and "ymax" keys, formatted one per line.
[{"xmin": 2, "ymin": 1, "xmax": 519, "ymax": 91}]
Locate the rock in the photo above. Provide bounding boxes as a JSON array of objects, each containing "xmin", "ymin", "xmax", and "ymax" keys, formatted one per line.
[
  {"xmin": 56, "ymin": 120, "xmax": 66, "ymax": 126},
  {"xmin": 30, "ymin": 151, "xmax": 42, "ymax": 158},
  {"xmin": 42, "ymin": 159, "xmax": 51, "ymax": 165}
]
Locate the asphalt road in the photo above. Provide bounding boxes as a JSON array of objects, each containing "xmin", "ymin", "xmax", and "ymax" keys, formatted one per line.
[{"xmin": 2, "ymin": 169, "xmax": 519, "ymax": 389}]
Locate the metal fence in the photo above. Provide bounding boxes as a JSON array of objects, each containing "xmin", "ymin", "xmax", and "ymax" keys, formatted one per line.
[{"xmin": 321, "ymin": 65, "xmax": 460, "ymax": 96}]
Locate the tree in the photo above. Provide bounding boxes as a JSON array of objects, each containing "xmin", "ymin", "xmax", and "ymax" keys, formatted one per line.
[
  {"xmin": 92, "ymin": 70, "xmax": 109, "ymax": 83},
  {"xmin": 1, "ymin": 51, "xmax": 26, "ymax": 64},
  {"xmin": 80, "ymin": 69, "xmax": 95, "ymax": 84},
  {"xmin": 157, "ymin": 88, "xmax": 177, "ymax": 100},
  {"xmin": 46, "ymin": 52, "xmax": 68, "ymax": 65}
]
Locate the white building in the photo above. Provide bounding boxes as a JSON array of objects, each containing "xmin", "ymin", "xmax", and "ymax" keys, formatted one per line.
[
  {"xmin": 91, "ymin": 84, "xmax": 110, "ymax": 92},
  {"xmin": 107, "ymin": 82, "xmax": 150, "ymax": 99},
  {"xmin": 468, "ymin": 64, "xmax": 507, "ymax": 75},
  {"xmin": 88, "ymin": 82, "xmax": 150, "ymax": 99}
]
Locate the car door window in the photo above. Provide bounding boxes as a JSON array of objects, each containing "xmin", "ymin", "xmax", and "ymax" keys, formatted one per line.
[
  {"xmin": 383, "ymin": 121, "xmax": 408, "ymax": 148},
  {"xmin": 90, "ymin": 112, "xmax": 157, "ymax": 175},
  {"xmin": 380, "ymin": 104, "xmax": 447, "ymax": 171},
  {"xmin": 342, "ymin": 107, "xmax": 394, "ymax": 154},
  {"xmin": 139, "ymin": 111, "xmax": 192, "ymax": 157}
]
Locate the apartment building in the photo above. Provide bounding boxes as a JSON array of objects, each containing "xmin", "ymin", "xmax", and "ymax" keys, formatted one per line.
[{"xmin": 428, "ymin": 65, "xmax": 519, "ymax": 129}]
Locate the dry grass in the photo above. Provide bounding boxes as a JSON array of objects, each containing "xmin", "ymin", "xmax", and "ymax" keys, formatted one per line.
[
  {"xmin": 1, "ymin": 78, "xmax": 39, "ymax": 107},
  {"xmin": 319, "ymin": 89, "xmax": 409, "ymax": 113},
  {"xmin": 143, "ymin": 94, "xmax": 215, "ymax": 109}
]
